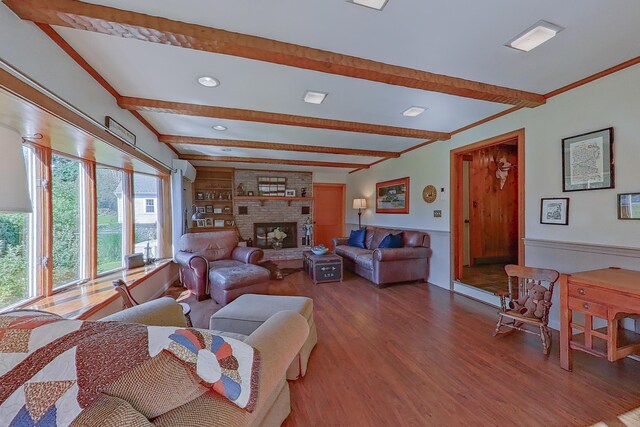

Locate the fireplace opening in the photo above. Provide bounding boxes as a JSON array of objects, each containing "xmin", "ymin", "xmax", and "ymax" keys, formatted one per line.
[{"xmin": 254, "ymin": 222, "xmax": 298, "ymax": 249}]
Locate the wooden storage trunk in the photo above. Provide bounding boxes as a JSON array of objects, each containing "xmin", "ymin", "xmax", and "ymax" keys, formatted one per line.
[{"xmin": 303, "ymin": 251, "xmax": 343, "ymax": 284}]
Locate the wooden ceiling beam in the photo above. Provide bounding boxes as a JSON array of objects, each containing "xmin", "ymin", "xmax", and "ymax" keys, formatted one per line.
[
  {"xmin": 159, "ymin": 135, "xmax": 400, "ymax": 158},
  {"xmin": 5, "ymin": 0, "xmax": 545, "ymax": 107},
  {"xmin": 119, "ymin": 97, "xmax": 450, "ymax": 140},
  {"xmin": 178, "ymin": 154, "xmax": 368, "ymax": 169}
]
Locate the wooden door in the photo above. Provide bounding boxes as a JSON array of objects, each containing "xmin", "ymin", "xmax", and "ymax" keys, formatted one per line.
[{"xmin": 313, "ymin": 183, "xmax": 345, "ymax": 248}]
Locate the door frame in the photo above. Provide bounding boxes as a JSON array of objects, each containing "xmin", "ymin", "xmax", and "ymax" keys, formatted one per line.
[
  {"xmin": 312, "ymin": 183, "xmax": 346, "ymax": 243},
  {"xmin": 450, "ymin": 129, "xmax": 525, "ymax": 288}
]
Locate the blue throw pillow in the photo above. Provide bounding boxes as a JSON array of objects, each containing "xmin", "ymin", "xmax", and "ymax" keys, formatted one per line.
[
  {"xmin": 347, "ymin": 228, "xmax": 366, "ymax": 248},
  {"xmin": 378, "ymin": 232, "xmax": 404, "ymax": 249}
]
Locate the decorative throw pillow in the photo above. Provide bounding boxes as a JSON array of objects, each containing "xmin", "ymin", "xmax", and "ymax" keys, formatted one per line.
[
  {"xmin": 347, "ymin": 228, "xmax": 366, "ymax": 248},
  {"xmin": 378, "ymin": 232, "xmax": 404, "ymax": 249}
]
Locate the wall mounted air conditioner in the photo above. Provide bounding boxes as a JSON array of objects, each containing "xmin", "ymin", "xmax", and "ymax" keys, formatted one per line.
[{"xmin": 173, "ymin": 159, "xmax": 197, "ymax": 182}]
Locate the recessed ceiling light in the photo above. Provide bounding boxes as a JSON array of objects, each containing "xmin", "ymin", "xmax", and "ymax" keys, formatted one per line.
[
  {"xmin": 303, "ymin": 91, "xmax": 328, "ymax": 105},
  {"xmin": 350, "ymin": 0, "xmax": 389, "ymax": 11},
  {"xmin": 198, "ymin": 76, "xmax": 220, "ymax": 87},
  {"xmin": 212, "ymin": 125, "xmax": 227, "ymax": 131},
  {"xmin": 402, "ymin": 106, "xmax": 426, "ymax": 117},
  {"xmin": 506, "ymin": 20, "xmax": 564, "ymax": 52}
]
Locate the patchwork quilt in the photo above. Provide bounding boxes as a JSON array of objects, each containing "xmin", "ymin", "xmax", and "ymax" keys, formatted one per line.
[{"xmin": 0, "ymin": 311, "xmax": 260, "ymax": 426}]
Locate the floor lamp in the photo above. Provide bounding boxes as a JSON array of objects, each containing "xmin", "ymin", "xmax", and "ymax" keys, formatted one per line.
[{"xmin": 352, "ymin": 198, "xmax": 367, "ymax": 229}]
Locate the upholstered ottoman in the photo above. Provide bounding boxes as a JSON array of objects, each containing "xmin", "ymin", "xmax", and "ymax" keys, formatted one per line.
[
  {"xmin": 210, "ymin": 294, "xmax": 317, "ymax": 380},
  {"xmin": 208, "ymin": 264, "xmax": 271, "ymax": 305}
]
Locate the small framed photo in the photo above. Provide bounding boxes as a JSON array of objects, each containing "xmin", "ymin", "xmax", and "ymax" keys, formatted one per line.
[
  {"xmin": 540, "ymin": 198, "xmax": 569, "ymax": 225},
  {"xmin": 196, "ymin": 219, "xmax": 206, "ymax": 228},
  {"xmin": 205, "ymin": 205, "xmax": 213, "ymax": 213},
  {"xmin": 196, "ymin": 207, "xmax": 206, "ymax": 214},
  {"xmin": 214, "ymin": 220, "xmax": 225, "ymax": 227},
  {"xmin": 213, "ymin": 207, "xmax": 223, "ymax": 214},
  {"xmin": 618, "ymin": 193, "xmax": 640, "ymax": 220},
  {"xmin": 562, "ymin": 127, "xmax": 614, "ymax": 192},
  {"xmin": 285, "ymin": 189, "xmax": 296, "ymax": 197},
  {"xmin": 223, "ymin": 206, "xmax": 232, "ymax": 214},
  {"xmin": 195, "ymin": 192, "xmax": 204, "ymax": 200},
  {"xmin": 205, "ymin": 218, "xmax": 213, "ymax": 227},
  {"xmin": 247, "ymin": 191, "xmax": 255, "ymax": 196}
]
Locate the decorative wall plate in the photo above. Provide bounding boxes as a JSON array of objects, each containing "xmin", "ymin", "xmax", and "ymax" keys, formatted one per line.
[{"xmin": 422, "ymin": 185, "xmax": 437, "ymax": 203}]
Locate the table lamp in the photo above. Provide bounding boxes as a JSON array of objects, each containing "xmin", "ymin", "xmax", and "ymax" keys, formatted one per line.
[
  {"xmin": 0, "ymin": 126, "xmax": 32, "ymax": 213},
  {"xmin": 352, "ymin": 198, "xmax": 367, "ymax": 229}
]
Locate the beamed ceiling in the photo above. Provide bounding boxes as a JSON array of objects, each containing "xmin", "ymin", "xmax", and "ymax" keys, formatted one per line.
[{"xmin": 4, "ymin": 0, "xmax": 640, "ymax": 172}]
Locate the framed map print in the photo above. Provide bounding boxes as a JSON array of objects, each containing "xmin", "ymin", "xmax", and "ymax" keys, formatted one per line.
[
  {"xmin": 540, "ymin": 198, "xmax": 569, "ymax": 225},
  {"xmin": 562, "ymin": 128, "xmax": 614, "ymax": 192},
  {"xmin": 376, "ymin": 177, "xmax": 410, "ymax": 214}
]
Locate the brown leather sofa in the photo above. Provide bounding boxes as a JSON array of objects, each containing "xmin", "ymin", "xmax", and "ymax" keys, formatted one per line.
[
  {"xmin": 175, "ymin": 231, "xmax": 270, "ymax": 302},
  {"xmin": 333, "ymin": 227, "xmax": 432, "ymax": 287}
]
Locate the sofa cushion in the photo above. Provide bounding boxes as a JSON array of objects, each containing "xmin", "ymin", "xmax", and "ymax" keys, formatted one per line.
[
  {"xmin": 355, "ymin": 253, "xmax": 374, "ymax": 270},
  {"xmin": 403, "ymin": 230, "xmax": 426, "ymax": 247},
  {"xmin": 364, "ymin": 227, "xmax": 376, "ymax": 249},
  {"xmin": 209, "ymin": 264, "xmax": 270, "ymax": 290},
  {"xmin": 335, "ymin": 245, "xmax": 373, "ymax": 262},
  {"xmin": 347, "ymin": 228, "xmax": 366, "ymax": 248}
]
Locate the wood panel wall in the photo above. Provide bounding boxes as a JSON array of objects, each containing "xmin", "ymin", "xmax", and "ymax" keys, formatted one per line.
[{"xmin": 468, "ymin": 144, "xmax": 518, "ymax": 265}]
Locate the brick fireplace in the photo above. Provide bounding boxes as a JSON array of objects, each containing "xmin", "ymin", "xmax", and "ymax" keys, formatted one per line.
[{"xmin": 254, "ymin": 222, "xmax": 298, "ymax": 249}]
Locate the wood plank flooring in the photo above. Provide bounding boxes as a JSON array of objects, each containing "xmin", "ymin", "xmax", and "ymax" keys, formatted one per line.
[{"xmin": 182, "ymin": 261, "xmax": 640, "ymax": 426}]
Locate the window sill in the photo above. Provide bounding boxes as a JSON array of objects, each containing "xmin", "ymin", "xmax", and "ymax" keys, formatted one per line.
[{"xmin": 17, "ymin": 259, "xmax": 173, "ymax": 319}]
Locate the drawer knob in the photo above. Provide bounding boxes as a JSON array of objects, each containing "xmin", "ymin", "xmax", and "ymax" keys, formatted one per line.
[
  {"xmin": 578, "ymin": 288, "xmax": 585, "ymax": 295},
  {"xmin": 583, "ymin": 303, "xmax": 590, "ymax": 310}
]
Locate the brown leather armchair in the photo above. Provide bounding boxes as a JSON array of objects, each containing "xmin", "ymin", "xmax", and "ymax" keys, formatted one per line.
[{"xmin": 175, "ymin": 231, "xmax": 265, "ymax": 301}]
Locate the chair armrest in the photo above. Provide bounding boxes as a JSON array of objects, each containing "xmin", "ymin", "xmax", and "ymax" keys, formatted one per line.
[
  {"xmin": 373, "ymin": 247, "xmax": 432, "ymax": 261},
  {"xmin": 245, "ymin": 311, "xmax": 309, "ymax": 394},
  {"xmin": 332, "ymin": 237, "xmax": 349, "ymax": 248},
  {"xmin": 232, "ymin": 246, "xmax": 264, "ymax": 264},
  {"xmin": 99, "ymin": 297, "xmax": 188, "ymax": 327}
]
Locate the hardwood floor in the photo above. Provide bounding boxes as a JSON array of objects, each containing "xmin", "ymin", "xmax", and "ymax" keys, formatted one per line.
[
  {"xmin": 461, "ymin": 263, "xmax": 509, "ymax": 294},
  {"xmin": 180, "ymin": 262, "xmax": 640, "ymax": 426}
]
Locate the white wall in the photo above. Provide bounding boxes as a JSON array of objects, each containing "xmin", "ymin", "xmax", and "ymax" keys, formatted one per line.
[
  {"xmin": 347, "ymin": 64, "xmax": 640, "ymax": 302},
  {"xmin": 0, "ymin": 5, "xmax": 176, "ymax": 167}
]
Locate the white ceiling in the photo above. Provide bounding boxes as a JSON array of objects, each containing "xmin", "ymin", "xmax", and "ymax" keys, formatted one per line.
[{"xmin": 49, "ymin": 0, "xmax": 640, "ymax": 171}]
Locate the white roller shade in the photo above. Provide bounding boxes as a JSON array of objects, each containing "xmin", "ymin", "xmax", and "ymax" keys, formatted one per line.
[{"xmin": 0, "ymin": 126, "xmax": 31, "ymax": 213}]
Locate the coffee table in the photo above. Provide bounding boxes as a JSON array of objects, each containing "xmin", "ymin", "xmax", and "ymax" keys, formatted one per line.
[{"xmin": 303, "ymin": 251, "xmax": 343, "ymax": 284}]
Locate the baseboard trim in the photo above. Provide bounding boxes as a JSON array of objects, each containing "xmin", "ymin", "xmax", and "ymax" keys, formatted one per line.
[{"xmin": 524, "ymin": 238, "xmax": 640, "ymax": 259}]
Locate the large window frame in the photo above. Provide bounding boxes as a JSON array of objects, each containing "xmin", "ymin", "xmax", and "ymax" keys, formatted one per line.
[{"xmin": 3, "ymin": 142, "xmax": 171, "ymax": 308}]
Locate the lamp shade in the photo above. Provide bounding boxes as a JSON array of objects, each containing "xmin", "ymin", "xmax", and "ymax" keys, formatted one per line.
[
  {"xmin": 352, "ymin": 198, "xmax": 367, "ymax": 209},
  {"xmin": 0, "ymin": 126, "xmax": 31, "ymax": 213}
]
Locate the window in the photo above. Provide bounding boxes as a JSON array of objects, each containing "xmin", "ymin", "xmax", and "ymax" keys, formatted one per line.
[
  {"xmin": 145, "ymin": 198, "xmax": 155, "ymax": 213},
  {"xmin": 134, "ymin": 173, "xmax": 159, "ymax": 259},
  {"xmin": 51, "ymin": 154, "xmax": 82, "ymax": 288},
  {"xmin": 97, "ymin": 167, "xmax": 124, "ymax": 273},
  {"xmin": 0, "ymin": 147, "xmax": 35, "ymax": 310}
]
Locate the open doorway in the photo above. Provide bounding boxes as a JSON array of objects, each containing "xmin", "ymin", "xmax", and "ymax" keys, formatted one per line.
[{"xmin": 451, "ymin": 129, "xmax": 525, "ymax": 295}]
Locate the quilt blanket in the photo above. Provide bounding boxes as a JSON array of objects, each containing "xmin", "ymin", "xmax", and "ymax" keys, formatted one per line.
[{"xmin": 0, "ymin": 311, "xmax": 260, "ymax": 426}]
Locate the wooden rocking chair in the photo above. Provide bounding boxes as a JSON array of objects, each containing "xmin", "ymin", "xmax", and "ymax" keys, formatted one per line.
[
  {"xmin": 493, "ymin": 265, "xmax": 560, "ymax": 354},
  {"xmin": 112, "ymin": 279, "xmax": 193, "ymax": 327}
]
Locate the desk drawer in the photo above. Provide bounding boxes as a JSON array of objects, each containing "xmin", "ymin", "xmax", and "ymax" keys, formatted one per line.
[
  {"xmin": 568, "ymin": 297, "xmax": 608, "ymax": 318},
  {"xmin": 568, "ymin": 283, "xmax": 637, "ymax": 312}
]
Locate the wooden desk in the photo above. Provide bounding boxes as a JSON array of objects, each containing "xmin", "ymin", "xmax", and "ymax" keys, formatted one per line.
[{"xmin": 560, "ymin": 268, "xmax": 640, "ymax": 371}]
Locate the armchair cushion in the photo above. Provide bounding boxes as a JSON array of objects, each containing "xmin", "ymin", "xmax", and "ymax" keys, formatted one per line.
[
  {"xmin": 178, "ymin": 231, "xmax": 238, "ymax": 262},
  {"xmin": 347, "ymin": 228, "xmax": 366, "ymax": 248}
]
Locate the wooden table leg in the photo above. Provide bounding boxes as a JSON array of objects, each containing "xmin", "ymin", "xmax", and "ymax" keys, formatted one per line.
[
  {"xmin": 607, "ymin": 314, "xmax": 618, "ymax": 362},
  {"xmin": 559, "ymin": 274, "xmax": 573, "ymax": 371}
]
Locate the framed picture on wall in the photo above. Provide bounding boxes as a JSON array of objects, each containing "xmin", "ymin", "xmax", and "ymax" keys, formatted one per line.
[
  {"xmin": 562, "ymin": 127, "xmax": 614, "ymax": 192},
  {"xmin": 618, "ymin": 193, "xmax": 640, "ymax": 220},
  {"xmin": 540, "ymin": 198, "xmax": 569, "ymax": 225},
  {"xmin": 376, "ymin": 177, "xmax": 410, "ymax": 214}
]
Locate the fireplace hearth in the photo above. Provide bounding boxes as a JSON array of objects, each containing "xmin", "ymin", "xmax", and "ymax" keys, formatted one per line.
[{"xmin": 254, "ymin": 222, "xmax": 298, "ymax": 249}]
